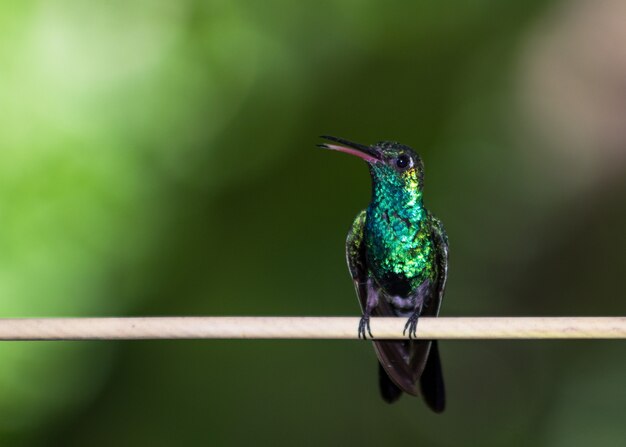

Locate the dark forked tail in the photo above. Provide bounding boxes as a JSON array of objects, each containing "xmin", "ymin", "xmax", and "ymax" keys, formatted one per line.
[{"xmin": 378, "ymin": 340, "xmax": 446, "ymax": 412}]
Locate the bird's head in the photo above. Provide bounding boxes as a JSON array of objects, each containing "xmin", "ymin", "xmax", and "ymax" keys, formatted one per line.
[{"xmin": 318, "ymin": 136, "xmax": 424, "ymax": 194}]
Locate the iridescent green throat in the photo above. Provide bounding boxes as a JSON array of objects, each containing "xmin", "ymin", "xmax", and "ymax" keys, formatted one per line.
[{"xmin": 364, "ymin": 163, "xmax": 435, "ymax": 291}]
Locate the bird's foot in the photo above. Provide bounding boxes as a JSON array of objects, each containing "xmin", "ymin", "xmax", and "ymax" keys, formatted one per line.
[
  {"xmin": 358, "ymin": 315, "xmax": 373, "ymax": 339},
  {"xmin": 403, "ymin": 313, "xmax": 420, "ymax": 339}
]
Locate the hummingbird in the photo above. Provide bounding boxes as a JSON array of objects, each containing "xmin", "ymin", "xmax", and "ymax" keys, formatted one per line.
[{"xmin": 318, "ymin": 136, "xmax": 448, "ymax": 412}]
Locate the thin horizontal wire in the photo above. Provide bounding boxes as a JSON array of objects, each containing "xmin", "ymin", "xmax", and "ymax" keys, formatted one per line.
[{"xmin": 0, "ymin": 317, "xmax": 623, "ymax": 340}]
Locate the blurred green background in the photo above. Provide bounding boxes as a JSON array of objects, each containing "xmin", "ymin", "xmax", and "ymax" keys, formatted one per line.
[{"xmin": 1, "ymin": 1, "xmax": 625, "ymax": 445}]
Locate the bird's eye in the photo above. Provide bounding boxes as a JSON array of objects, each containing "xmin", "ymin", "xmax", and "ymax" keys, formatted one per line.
[{"xmin": 396, "ymin": 155, "xmax": 410, "ymax": 169}]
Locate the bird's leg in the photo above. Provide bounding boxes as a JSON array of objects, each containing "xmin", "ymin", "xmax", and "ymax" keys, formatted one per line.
[
  {"xmin": 358, "ymin": 279, "xmax": 379, "ymax": 339},
  {"xmin": 358, "ymin": 315, "xmax": 371, "ymax": 340},
  {"xmin": 403, "ymin": 280, "xmax": 430, "ymax": 339}
]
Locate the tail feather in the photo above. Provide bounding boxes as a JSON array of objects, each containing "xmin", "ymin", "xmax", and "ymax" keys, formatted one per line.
[
  {"xmin": 419, "ymin": 340, "xmax": 446, "ymax": 413},
  {"xmin": 378, "ymin": 362, "xmax": 403, "ymax": 403}
]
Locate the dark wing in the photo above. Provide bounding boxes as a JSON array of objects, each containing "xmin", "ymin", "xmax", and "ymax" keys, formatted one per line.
[
  {"xmin": 418, "ymin": 214, "xmax": 448, "ymax": 412},
  {"xmin": 425, "ymin": 214, "xmax": 448, "ymax": 317},
  {"xmin": 346, "ymin": 210, "xmax": 420, "ymax": 397},
  {"xmin": 345, "ymin": 210, "xmax": 367, "ymax": 289}
]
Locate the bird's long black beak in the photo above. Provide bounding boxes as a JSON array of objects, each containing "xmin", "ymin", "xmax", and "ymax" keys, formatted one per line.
[{"xmin": 317, "ymin": 136, "xmax": 381, "ymax": 163}]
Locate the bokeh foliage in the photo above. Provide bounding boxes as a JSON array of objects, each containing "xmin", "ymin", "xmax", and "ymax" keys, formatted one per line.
[{"xmin": 0, "ymin": 1, "xmax": 624, "ymax": 446}]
